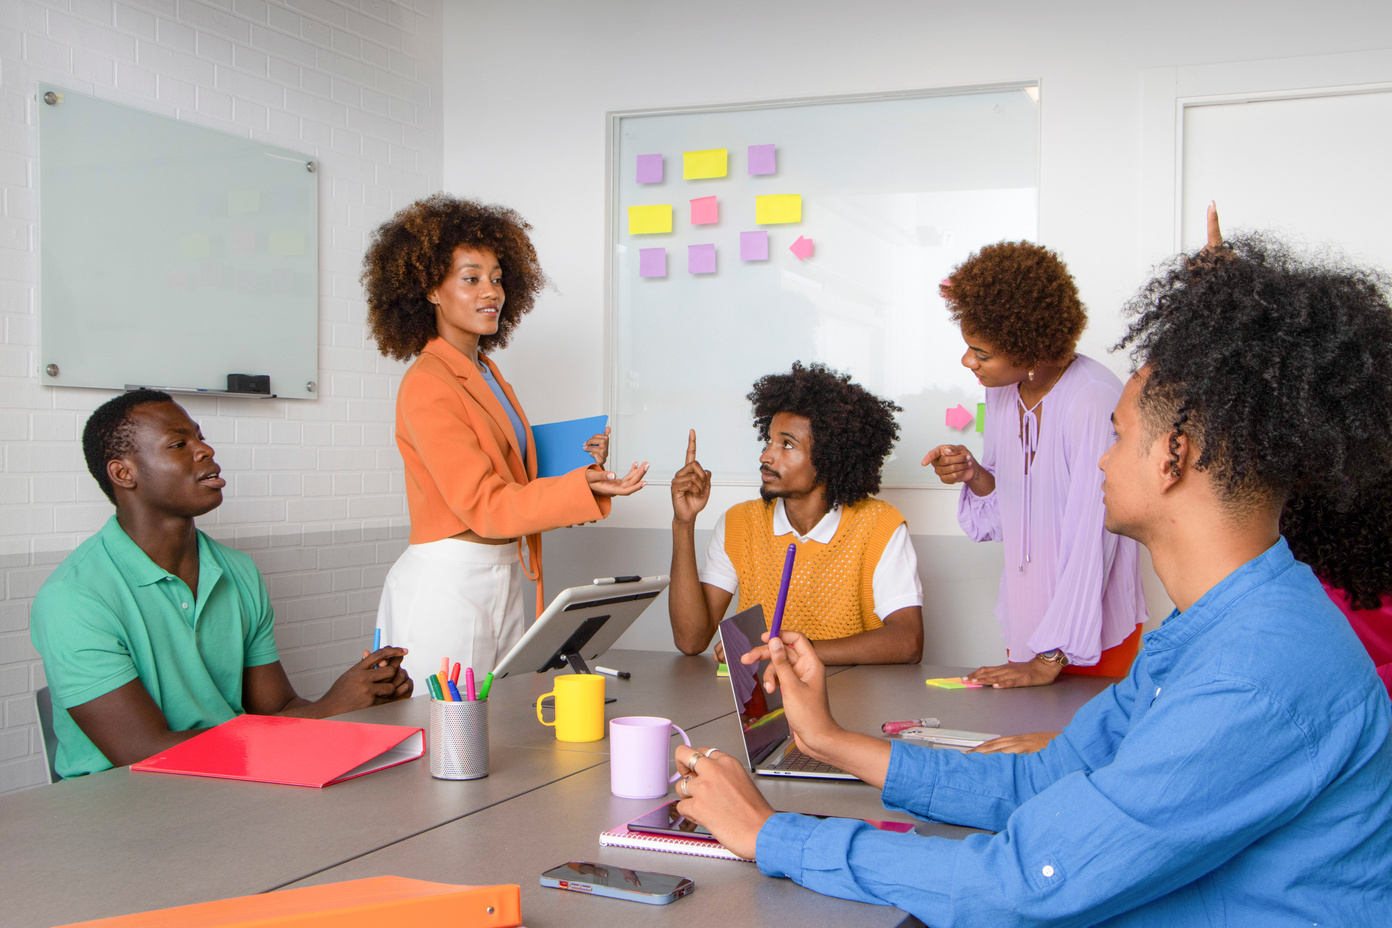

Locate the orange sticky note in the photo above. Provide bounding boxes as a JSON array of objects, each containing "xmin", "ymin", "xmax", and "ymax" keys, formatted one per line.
[
  {"xmin": 683, "ymin": 148, "xmax": 728, "ymax": 179},
  {"xmin": 755, "ymin": 194, "xmax": 801, "ymax": 224},
  {"xmin": 627, "ymin": 204, "xmax": 673, "ymax": 235}
]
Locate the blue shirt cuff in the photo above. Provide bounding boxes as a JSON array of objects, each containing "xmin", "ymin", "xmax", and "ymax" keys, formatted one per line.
[{"xmin": 756, "ymin": 812, "xmax": 821, "ymax": 879}]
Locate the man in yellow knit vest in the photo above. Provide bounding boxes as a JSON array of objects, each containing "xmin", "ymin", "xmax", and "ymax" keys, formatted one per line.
[{"xmin": 669, "ymin": 363, "xmax": 924, "ymax": 664}]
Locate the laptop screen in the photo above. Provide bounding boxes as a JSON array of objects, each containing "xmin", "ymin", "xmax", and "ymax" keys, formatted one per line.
[{"xmin": 718, "ymin": 606, "xmax": 790, "ymax": 767}]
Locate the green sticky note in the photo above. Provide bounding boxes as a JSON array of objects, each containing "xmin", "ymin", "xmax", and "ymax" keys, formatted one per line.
[{"xmin": 976, "ymin": 402, "xmax": 986, "ymax": 433}]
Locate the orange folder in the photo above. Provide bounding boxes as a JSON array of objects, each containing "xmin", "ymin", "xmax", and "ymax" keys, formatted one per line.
[
  {"xmin": 130, "ymin": 714, "xmax": 424, "ymax": 787},
  {"xmin": 54, "ymin": 875, "xmax": 521, "ymax": 927}
]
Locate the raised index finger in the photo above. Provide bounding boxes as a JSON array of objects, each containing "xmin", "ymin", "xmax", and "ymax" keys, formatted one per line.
[
  {"xmin": 685, "ymin": 429, "xmax": 697, "ymax": 465},
  {"xmin": 1207, "ymin": 200, "xmax": 1223, "ymax": 248}
]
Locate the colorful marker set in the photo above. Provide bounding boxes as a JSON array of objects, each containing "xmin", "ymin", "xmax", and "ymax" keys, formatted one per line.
[{"xmin": 426, "ymin": 657, "xmax": 494, "ymax": 703}]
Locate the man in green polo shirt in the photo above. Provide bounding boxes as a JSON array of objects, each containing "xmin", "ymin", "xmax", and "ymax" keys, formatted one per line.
[{"xmin": 30, "ymin": 390, "xmax": 414, "ymax": 779}]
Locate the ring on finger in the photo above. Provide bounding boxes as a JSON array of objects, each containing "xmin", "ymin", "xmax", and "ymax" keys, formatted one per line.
[
  {"xmin": 678, "ymin": 775, "xmax": 691, "ymax": 799},
  {"xmin": 703, "ymin": 748, "xmax": 721, "ymax": 759},
  {"xmin": 687, "ymin": 752, "xmax": 703, "ymax": 773}
]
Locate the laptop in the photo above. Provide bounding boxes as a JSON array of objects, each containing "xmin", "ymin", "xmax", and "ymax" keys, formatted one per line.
[{"xmin": 718, "ymin": 606, "xmax": 857, "ymax": 780}]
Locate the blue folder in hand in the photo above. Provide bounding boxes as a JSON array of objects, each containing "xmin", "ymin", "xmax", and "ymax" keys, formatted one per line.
[{"xmin": 532, "ymin": 415, "xmax": 608, "ymax": 478}]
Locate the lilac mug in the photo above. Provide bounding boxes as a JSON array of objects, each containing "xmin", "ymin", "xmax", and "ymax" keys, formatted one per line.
[{"xmin": 609, "ymin": 716, "xmax": 692, "ymax": 799}]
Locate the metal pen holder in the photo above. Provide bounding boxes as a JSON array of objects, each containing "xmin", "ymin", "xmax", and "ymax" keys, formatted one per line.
[{"xmin": 428, "ymin": 697, "xmax": 489, "ymax": 780}]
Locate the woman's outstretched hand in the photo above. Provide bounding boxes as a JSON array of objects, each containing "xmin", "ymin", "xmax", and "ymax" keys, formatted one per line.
[{"xmin": 587, "ymin": 461, "xmax": 648, "ymax": 497}]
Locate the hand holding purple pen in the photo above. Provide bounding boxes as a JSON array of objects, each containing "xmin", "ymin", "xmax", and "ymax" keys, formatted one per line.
[
  {"xmin": 882, "ymin": 718, "xmax": 941, "ymax": 735},
  {"xmin": 768, "ymin": 543, "xmax": 797, "ymax": 639}
]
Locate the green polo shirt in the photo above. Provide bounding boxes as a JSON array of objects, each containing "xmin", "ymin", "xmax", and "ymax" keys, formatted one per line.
[{"xmin": 30, "ymin": 516, "xmax": 280, "ymax": 779}]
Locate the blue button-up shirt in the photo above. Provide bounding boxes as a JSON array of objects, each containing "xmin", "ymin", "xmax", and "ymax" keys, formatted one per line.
[{"xmin": 757, "ymin": 540, "xmax": 1392, "ymax": 925}]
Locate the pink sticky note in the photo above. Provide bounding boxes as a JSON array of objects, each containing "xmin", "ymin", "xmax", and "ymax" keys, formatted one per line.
[
  {"xmin": 690, "ymin": 195, "xmax": 718, "ymax": 225},
  {"xmin": 945, "ymin": 404, "xmax": 975, "ymax": 430},
  {"xmin": 638, "ymin": 247, "xmax": 666, "ymax": 278},
  {"xmin": 688, "ymin": 244, "xmax": 716, "ymax": 275},
  {"xmin": 789, "ymin": 235, "xmax": 814, "ymax": 261},
  {"xmin": 231, "ymin": 228, "xmax": 257, "ymax": 255},
  {"xmin": 748, "ymin": 144, "xmax": 776, "ymax": 175},
  {"xmin": 636, "ymin": 154, "xmax": 663, "ymax": 184},
  {"xmin": 740, "ymin": 231, "xmax": 768, "ymax": 261}
]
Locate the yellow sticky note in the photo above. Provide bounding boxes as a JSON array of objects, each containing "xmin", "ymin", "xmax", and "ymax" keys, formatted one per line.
[
  {"xmin": 228, "ymin": 189, "xmax": 261, "ymax": 214},
  {"xmin": 683, "ymin": 148, "xmax": 728, "ymax": 180},
  {"xmin": 756, "ymin": 194, "xmax": 802, "ymax": 224},
  {"xmin": 268, "ymin": 230, "xmax": 305, "ymax": 256},
  {"xmin": 178, "ymin": 232, "xmax": 210, "ymax": 259},
  {"xmin": 627, "ymin": 204, "xmax": 673, "ymax": 235}
]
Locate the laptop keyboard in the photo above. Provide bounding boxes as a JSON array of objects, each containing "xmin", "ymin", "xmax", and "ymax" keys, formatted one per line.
[{"xmin": 775, "ymin": 746, "xmax": 846, "ymax": 775}]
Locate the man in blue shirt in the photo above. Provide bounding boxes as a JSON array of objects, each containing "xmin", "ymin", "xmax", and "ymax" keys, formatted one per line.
[
  {"xmin": 672, "ymin": 234, "xmax": 1392, "ymax": 925},
  {"xmin": 31, "ymin": 390, "xmax": 414, "ymax": 778}
]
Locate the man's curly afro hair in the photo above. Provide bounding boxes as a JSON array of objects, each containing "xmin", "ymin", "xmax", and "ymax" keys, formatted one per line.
[
  {"xmin": 1282, "ymin": 472, "xmax": 1392, "ymax": 610},
  {"xmin": 83, "ymin": 389, "xmax": 174, "ymax": 503},
  {"xmin": 748, "ymin": 362, "xmax": 901, "ymax": 511},
  {"xmin": 942, "ymin": 240, "xmax": 1087, "ymax": 365},
  {"xmin": 1116, "ymin": 232, "xmax": 1392, "ymax": 509},
  {"xmin": 362, "ymin": 194, "xmax": 548, "ymax": 361}
]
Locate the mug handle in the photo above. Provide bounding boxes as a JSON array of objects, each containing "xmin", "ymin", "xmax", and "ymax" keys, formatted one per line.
[
  {"xmin": 537, "ymin": 691, "xmax": 557, "ymax": 727},
  {"xmin": 667, "ymin": 724, "xmax": 693, "ymax": 784}
]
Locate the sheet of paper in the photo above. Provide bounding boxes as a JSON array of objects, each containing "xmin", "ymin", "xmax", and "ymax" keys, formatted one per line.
[
  {"xmin": 683, "ymin": 148, "xmax": 728, "ymax": 179},
  {"xmin": 636, "ymin": 153, "xmax": 663, "ymax": 184},
  {"xmin": 690, "ymin": 195, "xmax": 718, "ymax": 225},
  {"xmin": 740, "ymin": 230, "xmax": 768, "ymax": 261},
  {"xmin": 755, "ymin": 194, "xmax": 801, "ymax": 224},
  {"xmin": 925, "ymin": 677, "xmax": 984, "ymax": 689},
  {"xmin": 747, "ymin": 143, "xmax": 776, "ymax": 175},
  {"xmin": 638, "ymin": 247, "xmax": 666, "ymax": 278},
  {"xmin": 627, "ymin": 204, "xmax": 672, "ymax": 235},
  {"xmin": 531, "ymin": 415, "xmax": 609, "ymax": 479},
  {"xmin": 688, "ymin": 243, "xmax": 716, "ymax": 274}
]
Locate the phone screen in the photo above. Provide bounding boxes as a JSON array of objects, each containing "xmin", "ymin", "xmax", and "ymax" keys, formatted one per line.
[
  {"xmin": 627, "ymin": 801, "xmax": 714, "ymax": 838},
  {"xmin": 542, "ymin": 862, "xmax": 689, "ymax": 896}
]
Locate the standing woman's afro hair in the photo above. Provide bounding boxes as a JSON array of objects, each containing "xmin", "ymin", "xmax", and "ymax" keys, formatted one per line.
[
  {"xmin": 748, "ymin": 362, "xmax": 902, "ymax": 510},
  {"xmin": 1116, "ymin": 232, "xmax": 1392, "ymax": 507},
  {"xmin": 362, "ymin": 194, "xmax": 549, "ymax": 361},
  {"xmin": 942, "ymin": 240, "xmax": 1087, "ymax": 365}
]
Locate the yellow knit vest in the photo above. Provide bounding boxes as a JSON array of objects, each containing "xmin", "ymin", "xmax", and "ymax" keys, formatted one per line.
[{"xmin": 724, "ymin": 498, "xmax": 906, "ymax": 640}]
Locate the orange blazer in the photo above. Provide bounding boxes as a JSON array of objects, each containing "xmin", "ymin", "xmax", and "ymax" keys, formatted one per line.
[{"xmin": 396, "ymin": 337, "xmax": 610, "ymax": 608}]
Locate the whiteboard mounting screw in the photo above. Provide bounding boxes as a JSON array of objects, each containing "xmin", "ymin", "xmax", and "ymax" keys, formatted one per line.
[
  {"xmin": 306, "ymin": 161, "xmax": 316, "ymax": 172},
  {"xmin": 43, "ymin": 91, "xmax": 62, "ymax": 105},
  {"xmin": 306, "ymin": 381, "xmax": 317, "ymax": 392},
  {"xmin": 45, "ymin": 364, "xmax": 59, "ymax": 377}
]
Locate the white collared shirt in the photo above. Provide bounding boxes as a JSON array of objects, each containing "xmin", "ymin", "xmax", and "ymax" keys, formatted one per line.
[{"xmin": 699, "ymin": 498, "xmax": 923, "ymax": 619}]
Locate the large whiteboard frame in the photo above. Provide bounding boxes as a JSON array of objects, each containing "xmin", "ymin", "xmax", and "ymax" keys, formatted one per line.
[
  {"xmin": 606, "ymin": 82, "xmax": 1040, "ymax": 488},
  {"xmin": 38, "ymin": 84, "xmax": 319, "ymax": 399}
]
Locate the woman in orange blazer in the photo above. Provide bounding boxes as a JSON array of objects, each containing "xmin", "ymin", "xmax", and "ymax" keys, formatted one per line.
[{"xmin": 363, "ymin": 195, "xmax": 647, "ymax": 683}]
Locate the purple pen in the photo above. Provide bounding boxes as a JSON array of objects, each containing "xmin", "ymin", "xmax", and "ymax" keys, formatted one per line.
[
  {"xmin": 769, "ymin": 543, "xmax": 797, "ymax": 639},
  {"xmin": 881, "ymin": 718, "xmax": 942, "ymax": 735}
]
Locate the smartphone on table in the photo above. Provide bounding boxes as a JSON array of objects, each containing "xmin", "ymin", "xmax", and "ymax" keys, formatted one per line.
[{"xmin": 540, "ymin": 861, "xmax": 694, "ymax": 905}]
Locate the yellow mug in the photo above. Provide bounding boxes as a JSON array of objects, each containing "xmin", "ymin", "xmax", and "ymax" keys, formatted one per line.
[{"xmin": 536, "ymin": 673, "xmax": 606, "ymax": 742}]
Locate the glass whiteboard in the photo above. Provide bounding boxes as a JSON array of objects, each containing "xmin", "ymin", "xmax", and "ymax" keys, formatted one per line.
[
  {"xmin": 38, "ymin": 84, "xmax": 318, "ymax": 399},
  {"xmin": 609, "ymin": 84, "xmax": 1039, "ymax": 487}
]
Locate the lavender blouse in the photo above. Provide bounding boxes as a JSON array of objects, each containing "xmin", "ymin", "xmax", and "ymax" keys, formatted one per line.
[{"xmin": 958, "ymin": 354, "xmax": 1147, "ymax": 665}]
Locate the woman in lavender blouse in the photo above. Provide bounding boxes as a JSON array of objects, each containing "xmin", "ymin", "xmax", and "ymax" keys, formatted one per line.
[{"xmin": 923, "ymin": 242, "xmax": 1147, "ymax": 690}]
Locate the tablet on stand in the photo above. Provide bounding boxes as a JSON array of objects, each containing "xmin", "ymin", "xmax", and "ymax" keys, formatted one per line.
[{"xmin": 490, "ymin": 576, "xmax": 670, "ymax": 702}]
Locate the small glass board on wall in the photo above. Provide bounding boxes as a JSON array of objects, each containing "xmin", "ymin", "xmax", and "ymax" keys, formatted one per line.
[{"xmin": 38, "ymin": 84, "xmax": 318, "ymax": 399}]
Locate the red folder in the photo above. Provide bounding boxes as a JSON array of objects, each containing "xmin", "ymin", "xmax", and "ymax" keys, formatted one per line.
[{"xmin": 131, "ymin": 714, "xmax": 424, "ymax": 787}]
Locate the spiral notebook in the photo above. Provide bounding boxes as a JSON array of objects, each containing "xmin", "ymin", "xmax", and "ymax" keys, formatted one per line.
[{"xmin": 598, "ymin": 824, "xmax": 752, "ymax": 862}]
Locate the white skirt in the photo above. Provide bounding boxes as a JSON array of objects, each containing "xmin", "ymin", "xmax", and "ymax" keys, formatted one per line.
[{"xmin": 375, "ymin": 538, "xmax": 525, "ymax": 688}]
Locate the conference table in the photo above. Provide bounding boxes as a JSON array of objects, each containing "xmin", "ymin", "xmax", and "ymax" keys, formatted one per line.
[{"xmin": 0, "ymin": 650, "xmax": 1116, "ymax": 927}]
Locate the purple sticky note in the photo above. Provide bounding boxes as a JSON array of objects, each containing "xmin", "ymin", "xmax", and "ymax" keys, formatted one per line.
[
  {"xmin": 638, "ymin": 247, "xmax": 666, "ymax": 278},
  {"xmin": 748, "ymin": 144, "xmax": 776, "ymax": 175},
  {"xmin": 636, "ymin": 154, "xmax": 663, "ymax": 184},
  {"xmin": 688, "ymin": 243, "xmax": 716, "ymax": 275},
  {"xmin": 740, "ymin": 231, "xmax": 768, "ymax": 261},
  {"xmin": 690, "ymin": 195, "xmax": 718, "ymax": 225}
]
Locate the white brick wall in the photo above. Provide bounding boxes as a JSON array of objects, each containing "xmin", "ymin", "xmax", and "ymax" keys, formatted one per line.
[{"xmin": 0, "ymin": 0, "xmax": 443, "ymax": 794}]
